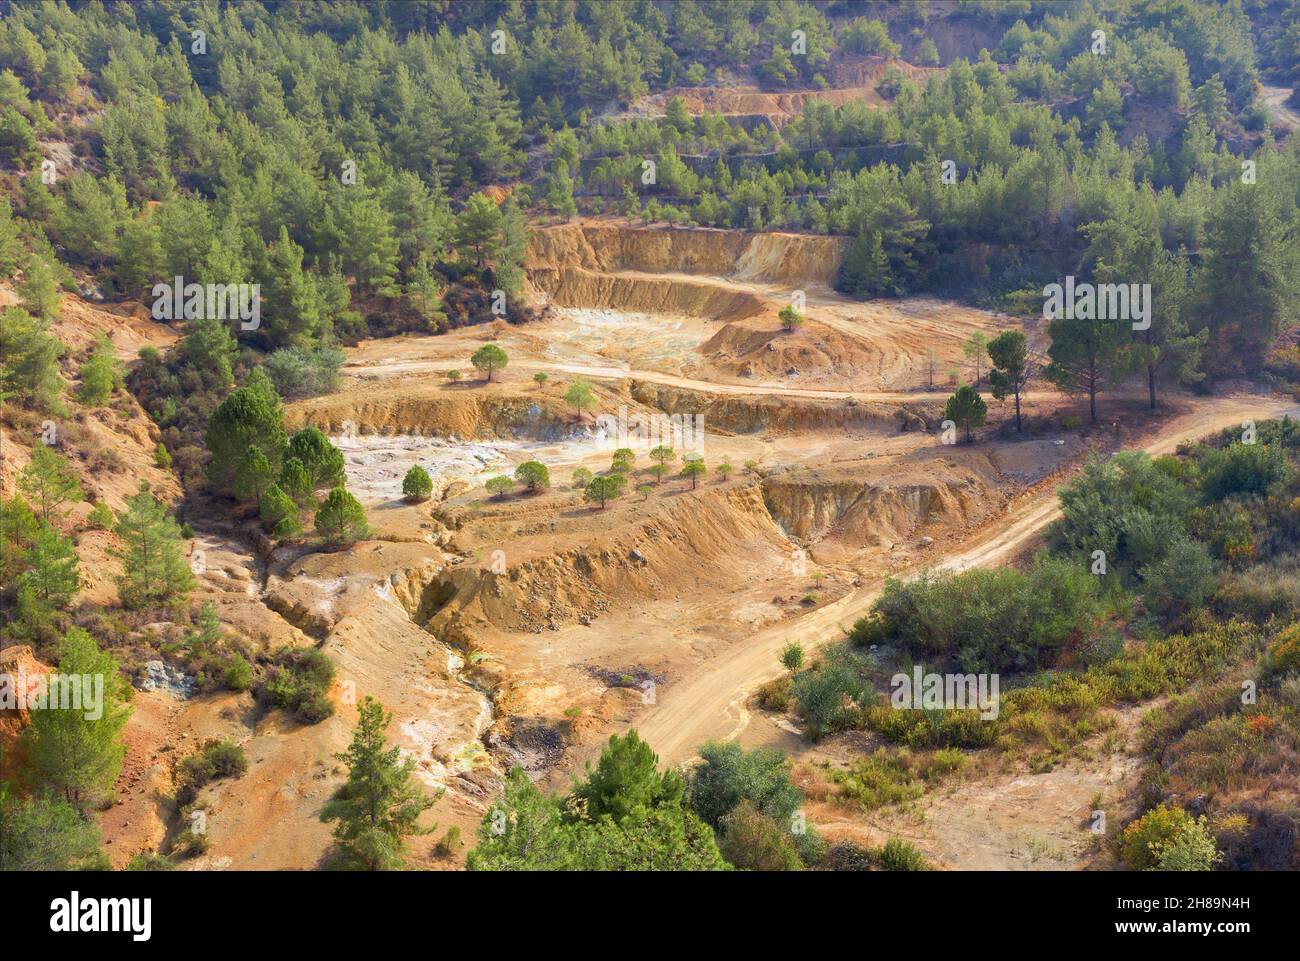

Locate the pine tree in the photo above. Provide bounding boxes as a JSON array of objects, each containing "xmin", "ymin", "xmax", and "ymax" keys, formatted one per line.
[
  {"xmin": 315, "ymin": 486, "xmax": 369, "ymax": 544},
  {"xmin": 0, "ymin": 306, "xmax": 65, "ymax": 411},
  {"xmin": 259, "ymin": 483, "xmax": 302, "ymax": 538},
  {"xmin": 402, "ymin": 465, "xmax": 433, "ymax": 502},
  {"xmin": 455, "ymin": 192, "xmax": 502, "ymax": 269},
  {"xmin": 546, "ymin": 160, "xmax": 578, "ymax": 218},
  {"xmin": 0, "ymin": 783, "xmax": 105, "ymax": 870},
  {"xmin": 470, "ymin": 343, "xmax": 508, "ymax": 382},
  {"xmin": 987, "ymin": 330, "xmax": 1030, "ymax": 431},
  {"xmin": 1195, "ymin": 181, "xmax": 1295, "ymax": 379},
  {"xmin": 111, "ymin": 483, "xmax": 195, "ymax": 609},
  {"xmin": 205, "ymin": 370, "xmax": 287, "ymax": 496},
  {"xmin": 319, "ymin": 696, "xmax": 437, "ymax": 870},
  {"xmin": 75, "ymin": 333, "xmax": 123, "ymax": 406},
  {"xmin": 286, "ymin": 427, "xmax": 345, "ymax": 490},
  {"xmin": 19, "ymin": 523, "xmax": 79, "ymax": 606},
  {"xmin": 18, "ymin": 444, "xmax": 83, "ymax": 524},
  {"xmin": 18, "ymin": 256, "xmax": 62, "ymax": 320},
  {"xmin": 233, "ymin": 445, "xmax": 276, "ymax": 504},
  {"xmin": 837, "ymin": 229, "xmax": 891, "ymax": 297},
  {"xmin": 944, "ymin": 385, "xmax": 987, "ymax": 443},
  {"xmin": 278, "ymin": 457, "xmax": 316, "ymax": 508},
  {"xmin": 0, "ymin": 494, "xmax": 40, "ymax": 583},
  {"xmin": 22, "ymin": 628, "xmax": 133, "ymax": 806},
  {"xmin": 1045, "ymin": 314, "xmax": 1125, "ymax": 422}
]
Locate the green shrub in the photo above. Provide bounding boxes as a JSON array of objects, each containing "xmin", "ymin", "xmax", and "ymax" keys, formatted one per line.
[
  {"xmin": 224, "ymin": 652, "xmax": 253, "ymax": 691},
  {"xmin": 718, "ymin": 801, "xmax": 803, "ymax": 871},
  {"xmin": 126, "ymin": 850, "xmax": 176, "ymax": 871},
  {"xmin": 85, "ymin": 500, "xmax": 114, "ymax": 530},
  {"xmin": 175, "ymin": 739, "xmax": 248, "ymax": 805},
  {"xmin": 876, "ymin": 838, "xmax": 930, "ymax": 871},
  {"xmin": 262, "ymin": 647, "xmax": 336, "ymax": 723},
  {"xmin": 756, "ymin": 674, "xmax": 792, "ymax": 711},
  {"xmin": 1118, "ymin": 804, "xmax": 1218, "ymax": 871}
]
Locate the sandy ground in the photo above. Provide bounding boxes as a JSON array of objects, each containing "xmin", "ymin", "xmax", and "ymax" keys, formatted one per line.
[{"xmin": 25, "ymin": 226, "xmax": 1296, "ymax": 872}]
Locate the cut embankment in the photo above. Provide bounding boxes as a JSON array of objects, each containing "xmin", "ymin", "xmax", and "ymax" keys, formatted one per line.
[
  {"xmin": 529, "ymin": 222, "xmax": 848, "ymax": 287},
  {"xmin": 629, "ymin": 381, "xmax": 934, "ymax": 434},
  {"xmin": 426, "ymin": 484, "xmax": 792, "ymax": 646},
  {"xmin": 761, "ymin": 456, "xmax": 1008, "ymax": 550},
  {"xmin": 531, "ymin": 266, "xmax": 768, "ymax": 321},
  {"xmin": 287, "ymin": 388, "xmax": 580, "ymax": 440}
]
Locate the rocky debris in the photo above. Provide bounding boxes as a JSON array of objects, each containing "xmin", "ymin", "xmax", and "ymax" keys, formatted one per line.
[{"xmin": 138, "ymin": 660, "xmax": 197, "ymax": 699}]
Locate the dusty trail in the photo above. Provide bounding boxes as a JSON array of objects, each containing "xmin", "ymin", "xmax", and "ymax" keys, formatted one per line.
[
  {"xmin": 624, "ymin": 395, "xmax": 1300, "ymax": 767},
  {"xmin": 1262, "ymin": 84, "xmax": 1300, "ymax": 132}
]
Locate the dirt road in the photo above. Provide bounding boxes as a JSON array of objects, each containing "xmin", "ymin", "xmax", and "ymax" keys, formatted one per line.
[
  {"xmin": 1262, "ymin": 84, "xmax": 1300, "ymax": 132},
  {"xmin": 625, "ymin": 395, "xmax": 1300, "ymax": 766},
  {"xmin": 348, "ymin": 349, "xmax": 1058, "ymax": 407}
]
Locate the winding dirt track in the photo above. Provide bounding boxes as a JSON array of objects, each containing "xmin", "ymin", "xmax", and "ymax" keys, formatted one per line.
[{"xmin": 628, "ymin": 395, "xmax": 1300, "ymax": 766}]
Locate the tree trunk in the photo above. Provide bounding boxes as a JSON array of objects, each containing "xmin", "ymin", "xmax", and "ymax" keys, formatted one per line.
[{"xmin": 1014, "ymin": 389, "xmax": 1022, "ymax": 432}]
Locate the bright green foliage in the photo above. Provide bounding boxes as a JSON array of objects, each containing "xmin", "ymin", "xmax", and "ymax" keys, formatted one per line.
[
  {"xmin": 185, "ymin": 601, "xmax": 223, "ymax": 655},
  {"xmin": 877, "ymin": 838, "xmax": 931, "ymax": 871},
  {"xmin": 0, "ymin": 782, "xmax": 105, "ymax": 870},
  {"xmin": 402, "ymin": 465, "xmax": 433, "ymax": 502},
  {"xmin": 205, "ymin": 371, "xmax": 286, "ymax": 496},
  {"xmin": 564, "ymin": 378, "xmax": 596, "ymax": 419},
  {"xmin": 278, "ymin": 457, "xmax": 315, "ymax": 508},
  {"xmin": 259, "ymin": 483, "xmax": 302, "ymax": 538},
  {"xmin": 18, "ymin": 444, "xmax": 82, "ymax": 523},
  {"xmin": 1198, "ymin": 442, "xmax": 1292, "ymax": 502},
  {"xmin": 469, "ymin": 731, "xmax": 729, "ymax": 871},
  {"xmin": 1119, "ymin": 804, "xmax": 1218, "ymax": 871},
  {"xmin": 455, "ymin": 192, "xmax": 503, "ymax": 268},
  {"xmin": 286, "ymin": 426, "xmax": 345, "ymax": 491},
  {"xmin": 470, "ymin": 343, "xmax": 508, "ymax": 382},
  {"xmin": 0, "ymin": 494, "xmax": 40, "ymax": 583},
  {"xmin": 485, "ymin": 475, "xmax": 514, "ymax": 499},
  {"xmin": 611, "ymin": 448, "xmax": 635, "ymax": 472},
  {"xmin": 19, "ymin": 523, "xmax": 79, "ymax": 606},
  {"xmin": 687, "ymin": 741, "xmax": 803, "ymax": 832},
  {"xmin": 18, "ymin": 256, "xmax": 60, "ymax": 320},
  {"xmin": 584, "ymin": 474, "xmax": 625, "ymax": 509},
  {"xmin": 233, "ymin": 445, "xmax": 276, "ymax": 504},
  {"xmin": 111, "ymin": 483, "xmax": 195, "ymax": 609},
  {"xmin": 778, "ymin": 305, "xmax": 804, "ymax": 331},
  {"xmin": 84, "ymin": 500, "xmax": 114, "ymax": 531},
  {"xmin": 781, "ymin": 643, "xmax": 804, "ymax": 673},
  {"xmin": 571, "ymin": 467, "xmax": 593, "ymax": 489},
  {"xmin": 944, "ymin": 385, "xmax": 987, "ymax": 443},
  {"xmin": 851, "ymin": 554, "xmax": 1106, "ymax": 674},
  {"xmin": 574, "ymin": 731, "xmax": 683, "ymax": 822},
  {"xmin": 514, "ymin": 460, "xmax": 550, "ymax": 492},
  {"xmin": 75, "ymin": 334, "xmax": 122, "ymax": 405},
  {"xmin": 680, "ymin": 456, "xmax": 706, "ymax": 489},
  {"xmin": 0, "ymin": 307, "xmax": 65, "ymax": 411},
  {"xmin": 320, "ymin": 697, "xmax": 437, "ymax": 871},
  {"xmin": 314, "ymin": 486, "xmax": 370, "ymax": 544},
  {"xmin": 22, "ymin": 627, "xmax": 133, "ymax": 806}
]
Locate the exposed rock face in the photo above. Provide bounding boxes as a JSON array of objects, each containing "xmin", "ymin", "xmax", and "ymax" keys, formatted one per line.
[
  {"xmin": 0, "ymin": 646, "xmax": 51, "ymax": 769},
  {"xmin": 528, "ymin": 222, "xmax": 849, "ymax": 286}
]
